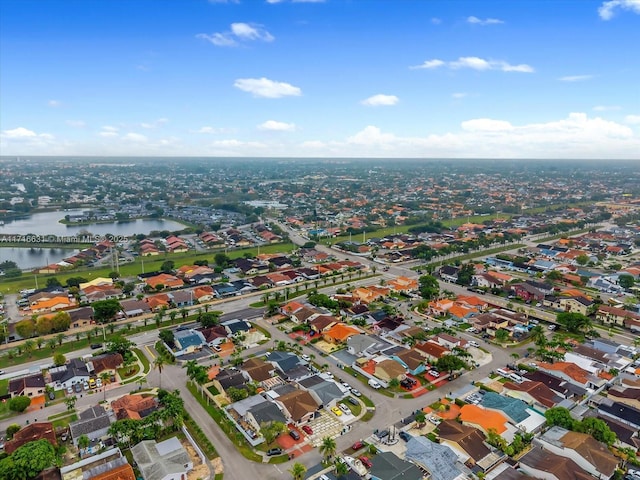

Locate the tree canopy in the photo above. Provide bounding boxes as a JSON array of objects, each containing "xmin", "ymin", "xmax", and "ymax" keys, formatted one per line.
[
  {"xmin": 92, "ymin": 299, "xmax": 122, "ymax": 323},
  {"xmin": 106, "ymin": 336, "xmax": 135, "ymax": 355},
  {"xmin": 556, "ymin": 312, "xmax": 592, "ymax": 334},
  {"xmin": 0, "ymin": 439, "xmax": 56, "ymax": 479},
  {"xmin": 9, "ymin": 396, "xmax": 31, "ymax": 413},
  {"xmin": 418, "ymin": 274, "xmax": 440, "ymax": 300}
]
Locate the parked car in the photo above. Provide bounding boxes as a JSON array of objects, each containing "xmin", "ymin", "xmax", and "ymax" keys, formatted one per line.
[
  {"xmin": 301, "ymin": 354, "xmax": 310, "ymax": 361},
  {"xmin": 359, "ymin": 456, "xmax": 372, "ymax": 468},
  {"xmin": 96, "ymin": 378, "xmax": 102, "ymax": 388},
  {"xmin": 351, "ymin": 441, "xmax": 364, "ymax": 450},
  {"xmin": 67, "ymin": 386, "xmax": 73, "ymax": 395},
  {"xmin": 302, "ymin": 425, "xmax": 313, "ymax": 435},
  {"xmin": 331, "ymin": 406, "xmax": 343, "ymax": 417},
  {"xmin": 368, "ymin": 379, "xmax": 381, "ymax": 389},
  {"xmin": 266, "ymin": 448, "xmax": 283, "ymax": 456},
  {"xmin": 350, "ymin": 388, "xmax": 362, "ymax": 397},
  {"xmin": 48, "ymin": 391, "xmax": 55, "ymax": 400},
  {"xmin": 73, "ymin": 383, "xmax": 82, "ymax": 393},
  {"xmin": 338, "ymin": 403, "xmax": 350, "ymax": 414},
  {"xmin": 90, "ymin": 343, "xmax": 102, "ymax": 350},
  {"xmin": 548, "ymin": 324, "xmax": 556, "ymax": 330},
  {"xmin": 375, "ymin": 429, "xmax": 389, "ymax": 439},
  {"xmin": 212, "ymin": 344, "xmax": 222, "ymax": 352},
  {"xmin": 347, "ymin": 396, "xmax": 359, "ymax": 406},
  {"xmin": 289, "ymin": 430, "xmax": 300, "ymax": 440},
  {"xmin": 399, "ymin": 431, "xmax": 412, "ymax": 442}
]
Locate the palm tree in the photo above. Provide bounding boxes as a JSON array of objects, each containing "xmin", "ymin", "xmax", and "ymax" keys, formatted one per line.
[
  {"xmin": 154, "ymin": 356, "xmax": 166, "ymax": 389},
  {"xmin": 23, "ymin": 339, "xmax": 36, "ymax": 358},
  {"xmin": 529, "ymin": 325, "xmax": 546, "ymax": 346},
  {"xmin": 77, "ymin": 435, "xmax": 90, "ymax": 457},
  {"xmin": 36, "ymin": 337, "xmax": 44, "ymax": 350},
  {"xmin": 100, "ymin": 372, "xmax": 111, "ymax": 401},
  {"xmin": 56, "ymin": 333, "xmax": 65, "ymax": 346},
  {"xmin": 288, "ymin": 462, "xmax": 307, "ymax": 480},
  {"xmin": 169, "ymin": 311, "xmax": 177, "ymax": 324},
  {"xmin": 319, "ymin": 436, "xmax": 337, "ymax": 463},
  {"xmin": 180, "ymin": 307, "xmax": 188, "ymax": 321},
  {"xmin": 335, "ymin": 460, "xmax": 349, "ymax": 476}
]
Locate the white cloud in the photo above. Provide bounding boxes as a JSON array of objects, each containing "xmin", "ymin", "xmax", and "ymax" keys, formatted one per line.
[
  {"xmin": 593, "ymin": 105, "xmax": 621, "ymax": 111},
  {"xmin": 48, "ymin": 100, "xmax": 62, "ymax": 107},
  {"xmin": 267, "ymin": 0, "xmax": 326, "ymax": 3},
  {"xmin": 411, "ymin": 56, "xmax": 534, "ymax": 73},
  {"xmin": 258, "ymin": 120, "xmax": 296, "ymax": 131},
  {"xmin": 625, "ymin": 114, "xmax": 640, "ymax": 124},
  {"xmin": 123, "ymin": 132, "xmax": 148, "ymax": 142},
  {"xmin": 196, "ymin": 32, "xmax": 238, "ymax": 47},
  {"xmin": 66, "ymin": 120, "xmax": 86, "ymax": 128},
  {"xmin": 410, "ymin": 59, "xmax": 445, "ymax": 70},
  {"xmin": 98, "ymin": 126, "xmax": 119, "ymax": 137},
  {"xmin": 461, "ymin": 118, "xmax": 514, "ymax": 132},
  {"xmin": 431, "ymin": 17, "xmax": 442, "ymax": 24},
  {"xmin": 196, "ymin": 126, "xmax": 223, "ymax": 134},
  {"xmin": 598, "ymin": 0, "xmax": 640, "ymax": 19},
  {"xmin": 0, "ymin": 127, "xmax": 56, "ymax": 152},
  {"xmin": 2, "ymin": 127, "xmax": 38, "ymax": 138},
  {"xmin": 452, "ymin": 92, "xmax": 468, "ymax": 99},
  {"xmin": 361, "ymin": 94, "xmax": 399, "ymax": 107},
  {"xmin": 558, "ymin": 74, "xmax": 593, "ymax": 82},
  {"xmin": 197, "ymin": 22, "xmax": 273, "ymax": 47},
  {"xmin": 208, "ymin": 0, "xmax": 240, "ymax": 3},
  {"xmin": 234, "ymin": 77, "xmax": 302, "ymax": 98},
  {"xmin": 467, "ymin": 16, "xmax": 504, "ymax": 25},
  {"xmin": 300, "ymin": 113, "xmax": 639, "ymax": 159},
  {"xmin": 140, "ymin": 118, "xmax": 168, "ymax": 129}
]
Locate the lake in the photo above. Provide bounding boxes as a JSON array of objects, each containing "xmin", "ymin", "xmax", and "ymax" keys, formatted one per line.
[
  {"xmin": 0, "ymin": 210, "xmax": 186, "ymax": 237},
  {"xmin": 0, "ymin": 247, "xmax": 81, "ymax": 270}
]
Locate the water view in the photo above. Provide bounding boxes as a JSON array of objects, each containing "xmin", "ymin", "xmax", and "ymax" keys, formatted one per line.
[
  {"xmin": 0, "ymin": 210, "xmax": 186, "ymax": 237},
  {"xmin": 0, "ymin": 247, "xmax": 81, "ymax": 270}
]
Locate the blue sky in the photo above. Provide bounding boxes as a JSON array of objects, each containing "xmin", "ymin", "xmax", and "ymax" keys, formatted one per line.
[{"xmin": 1, "ymin": 0, "xmax": 639, "ymax": 158}]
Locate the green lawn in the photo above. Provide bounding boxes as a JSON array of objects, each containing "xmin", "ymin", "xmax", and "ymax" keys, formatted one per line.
[{"xmin": 133, "ymin": 348, "xmax": 150, "ymax": 373}]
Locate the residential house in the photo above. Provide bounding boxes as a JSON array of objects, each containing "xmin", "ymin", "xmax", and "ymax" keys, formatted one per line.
[
  {"xmin": 229, "ymin": 395, "xmax": 287, "ymax": 439},
  {"xmin": 298, "ymin": 375, "xmax": 346, "ymax": 408},
  {"xmin": 414, "ymin": 341, "xmax": 450, "ymax": 362},
  {"xmin": 145, "ymin": 293, "xmax": 171, "ymax": 311},
  {"xmin": 502, "ymin": 380, "xmax": 564, "ymax": 410},
  {"xmin": 120, "ymin": 299, "xmax": 151, "ymax": 318},
  {"xmin": 607, "ymin": 386, "xmax": 640, "ymax": 410},
  {"xmin": 596, "ymin": 305, "xmax": 640, "ymax": 329},
  {"xmin": 510, "ymin": 283, "xmax": 545, "ymax": 303},
  {"xmin": 222, "ymin": 319, "xmax": 253, "ymax": 337},
  {"xmin": 89, "ymin": 353, "xmax": 123, "ymax": 377},
  {"xmin": 386, "ymin": 276, "xmax": 419, "ymax": 293},
  {"xmin": 144, "ymin": 273, "xmax": 184, "ymax": 290},
  {"xmin": 274, "ymin": 389, "xmax": 319, "ymax": 425},
  {"xmin": 31, "ymin": 295, "xmax": 75, "ymax": 314},
  {"xmin": 173, "ymin": 329, "xmax": 205, "ymax": 356},
  {"xmin": 369, "ymin": 451, "xmax": 423, "ymax": 480},
  {"xmin": 404, "ymin": 436, "xmax": 465, "ymax": 480},
  {"xmin": 439, "ymin": 265, "xmax": 460, "ymax": 283},
  {"xmin": 75, "ymin": 455, "xmax": 135, "ymax": 480},
  {"xmin": 479, "ymin": 392, "xmax": 546, "ymax": 433},
  {"xmin": 111, "ymin": 394, "xmax": 158, "ymax": 421},
  {"xmin": 518, "ymin": 446, "xmax": 595, "ymax": 480},
  {"xmin": 434, "ymin": 333, "xmax": 463, "ymax": 350},
  {"xmin": 70, "ymin": 405, "xmax": 113, "ymax": 446},
  {"xmin": 199, "ymin": 325, "xmax": 228, "ymax": 348},
  {"xmin": 130, "ymin": 437, "xmax": 193, "ymax": 480},
  {"xmin": 597, "ymin": 399, "xmax": 640, "ymax": 429},
  {"xmin": 49, "ymin": 358, "xmax": 91, "ymax": 390},
  {"xmin": 69, "ymin": 306, "xmax": 94, "ymax": 327},
  {"xmin": 537, "ymin": 361, "xmax": 606, "ymax": 390},
  {"xmin": 192, "ymin": 285, "xmax": 215, "ymax": 302},
  {"xmin": 436, "ymin": 420, "xmax": 494, "ymax": 469},
  {"xmin": 523, "ymin": 370, "xmax": 586, "ymax": 400},
  {"xmin": 4, "ymin": 422, "xmax": 57, "ymax": 454},
  {"xmin": 308, "ymin": 314, "xmax": 338, "ymax": 334},
  {"xmin": 289, "ymin": 306, "xmax": 320, "ymax": 324},
  {"xmin": 241, "ymin": 357, "xmax": 276, "ymax": 385},
  {"xmin": 323, "ymin": 323, "xmax": 361, "ymax": 344},
  {"xmin": 391, "ymin": 348, "xmax": 426, "ymax": 375},
  {"xmin": 459, "ymin": 404, "xmax": 510, "ymax": 439},
  {"xmin": 533, "ymin": 426, "xmax": 618, "ymax": 479},
  {"xmin": 374, "ymin": 359, "xmax": 406, "ymax": 382},
  {"xmin": 347, "ymin": 334, "xmax": 392, "ymax": 358},
  {"xmin": 9, "ymin": 373, "xmax": 46, "ymax": 398},
  {"xmin": 214, "ymin": 369, "xmax": 249, "ymax": 395}
]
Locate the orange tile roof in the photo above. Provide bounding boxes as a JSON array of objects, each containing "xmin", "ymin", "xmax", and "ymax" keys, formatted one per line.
[
  {"xmin": 324, "ymin": 323, "xmax": 360, "ymax": 342},
  {"xmin": 538, "ymin": 361, "xmax": 590, "ymax": 384},
  {"xmin": 460, "ymin": 404, "xmax": 507, "ymax": 434},
  {"xmin": 91, "ymin": 462, "xmax": 136, "ymax": 480}
]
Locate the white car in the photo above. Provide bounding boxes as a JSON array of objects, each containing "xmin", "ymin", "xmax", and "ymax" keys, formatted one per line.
[
  {"xmin": 338, "ymin": 403, "xmax": 350, "ymax": 414},
  {"xmin": 301, "ymin": 354, "xmax": 311, "ymax": 361},
  {"xmin": 325, "ymin": 372, "xmax": 335, "ymax": 379},
  {"xmin": 468, "ymin": 341, "xmax": 479, "ymax": 347}
]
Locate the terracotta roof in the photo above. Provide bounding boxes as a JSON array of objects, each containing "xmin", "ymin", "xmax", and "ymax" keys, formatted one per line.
[
  {"xmin": 459, "ymin": 404, "xmax": 507, "ymax": 434},
  {"xmin": 91, "ymin": 353, "xmax": 123, "ymax": 374},
  {"xmin": 395, "ymin": 349, "xmax": 424, "ymax": 371},
  {"xmin": 537, "ymin": 361, "xmax": 590, "ymax": 385},
  {"xmin": 4, "ymin": 422, "xmax": 57, "ymax": 454},
  {"xmin": 323, "ymin": 323, "xmax": 360, "ymax": 342},
  {"xmin": 91, "ymin": 462, "xmax": 136, "ymax": 480},
  {"xmin": 111, "ymin": 394, "xmax": 158, "ymax": 420},
  {"xmin": 503, "ymin": 380, "xmax": 561, "ymax": 408},
  {"xmin": 414, "ymin": 341, "xmax": 449, "ymax": 359}
]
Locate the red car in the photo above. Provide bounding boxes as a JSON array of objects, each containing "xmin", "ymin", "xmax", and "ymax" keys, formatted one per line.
[
  {"xmin": 359, "ymin": 456, "xmax": 372, "ymax": 469},
  {"xmin": 351, "ymin": 441, "xmax": 364, "ymax": 450},
  {"xmin": 302, "ymin": 425, "xmax": 313, "ymax": 435}
]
